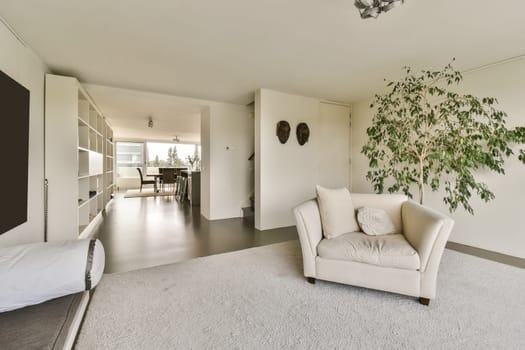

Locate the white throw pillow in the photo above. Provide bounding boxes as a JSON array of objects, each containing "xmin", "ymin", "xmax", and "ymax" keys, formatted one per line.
[
  {"xmin": 0, "ymin": 239, "xmax": 105, "ymax": 312},
  {"xmin": 316, "ymin": 185, "xmax": 360, "ymax": 239},
  {"xmin": 356, "ymin": 207, "xmax": 396, "ymax": 236}
]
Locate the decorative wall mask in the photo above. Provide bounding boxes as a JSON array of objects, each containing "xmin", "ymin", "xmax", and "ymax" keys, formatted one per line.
[
  {"xmin": 296, "ymin": 122, "xmax": 310, "ymax": 146},
  {"xmin": 276, "ymin": 120, "xmax": 291, "ymax": 144}
]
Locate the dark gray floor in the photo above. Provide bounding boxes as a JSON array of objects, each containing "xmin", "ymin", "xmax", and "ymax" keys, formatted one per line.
[
  {"xmin": 96, "ymin": 193, "xmax": 523, "ymax": 274},
  {"xmin": 96, "ymin": 193, "xmax": 298, "ymax": 273}
]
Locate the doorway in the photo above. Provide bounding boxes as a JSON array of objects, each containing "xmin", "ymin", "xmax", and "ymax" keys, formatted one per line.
[{"xmin": 115, "ymin": 141, "xmax": 201, "ymax": 191}]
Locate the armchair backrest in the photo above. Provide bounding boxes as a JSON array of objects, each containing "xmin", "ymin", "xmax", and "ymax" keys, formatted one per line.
[
  {"xmin": 351, "ymin": 193, "xmax": 408, "ymax": 234},
  {"xmin": 293, "ymin": 193, "xmax": 408, "ymax": 245}
]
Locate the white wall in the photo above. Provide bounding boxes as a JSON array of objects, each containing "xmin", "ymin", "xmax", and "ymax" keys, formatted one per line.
[
  {"xmin": 0, "ymin": 20, "xmax": 48, "ymax": 247},
  {"xmin": 200, "ymin": 106, "xmax": 211, "ymax": 218},
  {"xmin": 255, "ymin": 89, "xmax": 350, "ymax": 230},
  {"xmin": 351, "ymin": 58, "xmax": 525, "ymax": 258},
  {"xmin": 204, "ymin": 103, "xmax": 253, "ymax": 219},
  {"xmin": 318, "ymin": 102, "xmax": 352, "ymax": 188}
]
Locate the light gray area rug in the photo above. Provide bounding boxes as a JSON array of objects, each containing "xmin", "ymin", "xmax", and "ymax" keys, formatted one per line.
[
  {"xmin": 76, "ymin": 241, "xmax": 525, "ymax": 349},
  {"xmin": 124, "ymin": 189, "xmax": 175, "ymax": 198}
]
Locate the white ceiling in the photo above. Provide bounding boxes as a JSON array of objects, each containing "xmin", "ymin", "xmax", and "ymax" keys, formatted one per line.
[
  {"xmin": 1, "ymin": 0, "xmax": 525, "ymax": 105},
  {"xmin": 85, "ymin": 84, "xmax": 202, "ymax": 143}
]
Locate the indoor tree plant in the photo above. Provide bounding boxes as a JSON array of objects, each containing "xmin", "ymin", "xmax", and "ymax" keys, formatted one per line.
[{"xmin": 362, "ymin": 61, "xmax": 525, "ymax": 214}]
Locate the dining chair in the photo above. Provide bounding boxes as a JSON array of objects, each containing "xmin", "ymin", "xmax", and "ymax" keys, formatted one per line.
[
  {"xmin": 136, "ymin": 168, "xmax": 155, "ymax": 192},
  {"xmin": 176, "ymin": 171, "xmax": 189, "ymax": 201},
  {"xmin": 161, "ymin": 168, "xmax": 176, "ymax": 192}
]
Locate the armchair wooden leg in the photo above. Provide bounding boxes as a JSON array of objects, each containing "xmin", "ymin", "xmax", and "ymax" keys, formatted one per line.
[
  {"xmin": 419, "ymin": 297, "xmax": 430, "ymax": 306},
  {"xmin": 306, "ymin": 277, "xmax": 316, "ymax": 284}
]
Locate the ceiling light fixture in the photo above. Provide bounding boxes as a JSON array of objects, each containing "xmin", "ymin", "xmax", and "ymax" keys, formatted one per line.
[
  {"xmin": 147, "ymin": 116, "xmax": 153, "ymax": 128},
  {"xmin": 172, "ymin": 136, "xmax": 180, "ymax": 143},
  {"xmin": 354, "ymin": 0, "xmax": 404, "ymax": 19}
]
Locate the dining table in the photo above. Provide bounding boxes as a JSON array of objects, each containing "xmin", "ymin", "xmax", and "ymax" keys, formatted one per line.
[
  {"xmin": 146, "ymin": 173, "xmax": 163, "ymax": 192},
  {"xmin": 147, "ymin": 168, "xmax": 186, "ymax": 193}
]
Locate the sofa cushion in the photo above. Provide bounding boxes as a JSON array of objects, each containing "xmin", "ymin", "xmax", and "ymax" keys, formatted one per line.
[
  {"xmin": 0, "ymin": 292, "xmax": 85, "ymax": 350},
  {"xmin": 356, "ymin": 207, "xmax": 397, "ymax": 236},
  {"xmin": 351, "ymin": 193, "xmax": 407, "ymax": 234},
  {"xmin": 317, "ymin": 232, "xmax": 420, "ymax": 270},
  {"xmin": 316, "ymin": 186, "xmax": 360, "ymax": 239}
]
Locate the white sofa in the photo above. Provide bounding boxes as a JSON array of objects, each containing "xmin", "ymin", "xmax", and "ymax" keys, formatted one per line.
[{"xmin": 293, "ymin": 193, "xmax": 454, "ymax": 305}]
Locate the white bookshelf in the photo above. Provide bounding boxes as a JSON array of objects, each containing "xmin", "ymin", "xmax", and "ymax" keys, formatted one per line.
[
  {"xmin": 45, "ymin": 74, "xmax": 114, "ymax": 240},
  {"xmin": 102, "ymin": 118, "xmax": 115, "ymax": 206}
]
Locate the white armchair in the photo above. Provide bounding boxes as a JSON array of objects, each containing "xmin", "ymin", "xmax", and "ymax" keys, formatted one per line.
[{"xmin": 293, "ymin": 193, "xmax": 454, "ymax": 305}]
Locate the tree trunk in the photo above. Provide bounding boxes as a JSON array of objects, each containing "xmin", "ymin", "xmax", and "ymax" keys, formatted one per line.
[{"xmin": 418, "ymin": 159, "xmax": 424, "ymax": 205}]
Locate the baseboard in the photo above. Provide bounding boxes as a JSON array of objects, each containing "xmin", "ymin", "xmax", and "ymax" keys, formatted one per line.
[
  {"xmin": 62, "ymin": 291, "xmax": 90, "ymax": 350},
  {"xmin": 78, "ymin": 212, "xmax": 103, "ymax": 240},
  {"xmin": 446, "ymin": 242, "xmax": 525, "ymax": 269},
  {"xmin": 104, "ymin": 198, "xmax": 114, "ymax": 212}
]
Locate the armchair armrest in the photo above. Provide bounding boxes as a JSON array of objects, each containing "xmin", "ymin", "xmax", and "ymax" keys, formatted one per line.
[
  {"xmin": 293, "ymin": 200, "xmax": 323, "ymax": 277},
  {"xmin": 402, "ymin": 201, "xmax": 454, "ymax": 272}
]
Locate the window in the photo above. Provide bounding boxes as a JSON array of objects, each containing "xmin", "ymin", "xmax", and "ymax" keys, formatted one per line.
[
  {"xmin": 115, "ymin": 141, "xmax": 201, "ymax": 179},
  {"xmin": 146, "ymin": 142, "xmax": 201, "ymax": 172},
  {"xmin": 116, "ymin": 142, "xmax": 145, "ymax": 178}
]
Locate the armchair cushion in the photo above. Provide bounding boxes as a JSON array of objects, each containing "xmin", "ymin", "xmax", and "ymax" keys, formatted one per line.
[
  {"xmin": 351, "ymin": 194, "xmax": 407, "ymax": 234},
  {"xmin": 316, "ymin": 186, "xmax": 360, "ymax": 239},
  {"xmin": 317, "ymin": 232, "xmax": 420, "ymax": 270},
  {"xmin": 356, "ymin": 207, "xmax": 396, "ymax": 236}
]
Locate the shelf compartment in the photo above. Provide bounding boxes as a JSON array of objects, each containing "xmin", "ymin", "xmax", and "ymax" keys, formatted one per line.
[
  {"xmin": 78, "ymin": 117, "xmax": 88, "ymax": 127},
  {"xmin": 89, "ymin": 151, "xmax": 103, "ymax": 175},
  {"xmin": 89, "ymin": 176, "xmax": 100, "ymax": 195},
  {"xmin": 89, "ymin": 129, "xmax": 97, "ymax": 151},
  {"xmin": 79, "ymin": 203, "xmax": 89, "ymax": 234},
  {"xmin": 89, "ymin": 109, "xmax": 98, "ymax": 130},
  {"xmin": 78, "ymin": 124, "xmax": 89, "ymax": 149},
  {"xmin": 105, "ymin": 172, "xmax": 114, "ymax": 187},
  {"xmin": 97, "ymin": 114, "xmax": 104, "ymax": 134},
  {"xmin": 78, "ymin": 177, "xmax": 89, "ymax": 206},
  {"xmin": 97, "ymin": 134, "xmax": 103, "ymax": 153},
  {"xmin": 78, "ymin": 99, "xmax": 90, "ymax": 122},
  {"xmin": 97, "ymin": 174, "xmax": 104, "ymax": 192},
  {"xmin": 78, "ymin": 150, "xmax": 89, "ymax": 177},
  {"xmin": 89, "ymin": 199, "xmax": 97, "ymax": 221}
]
